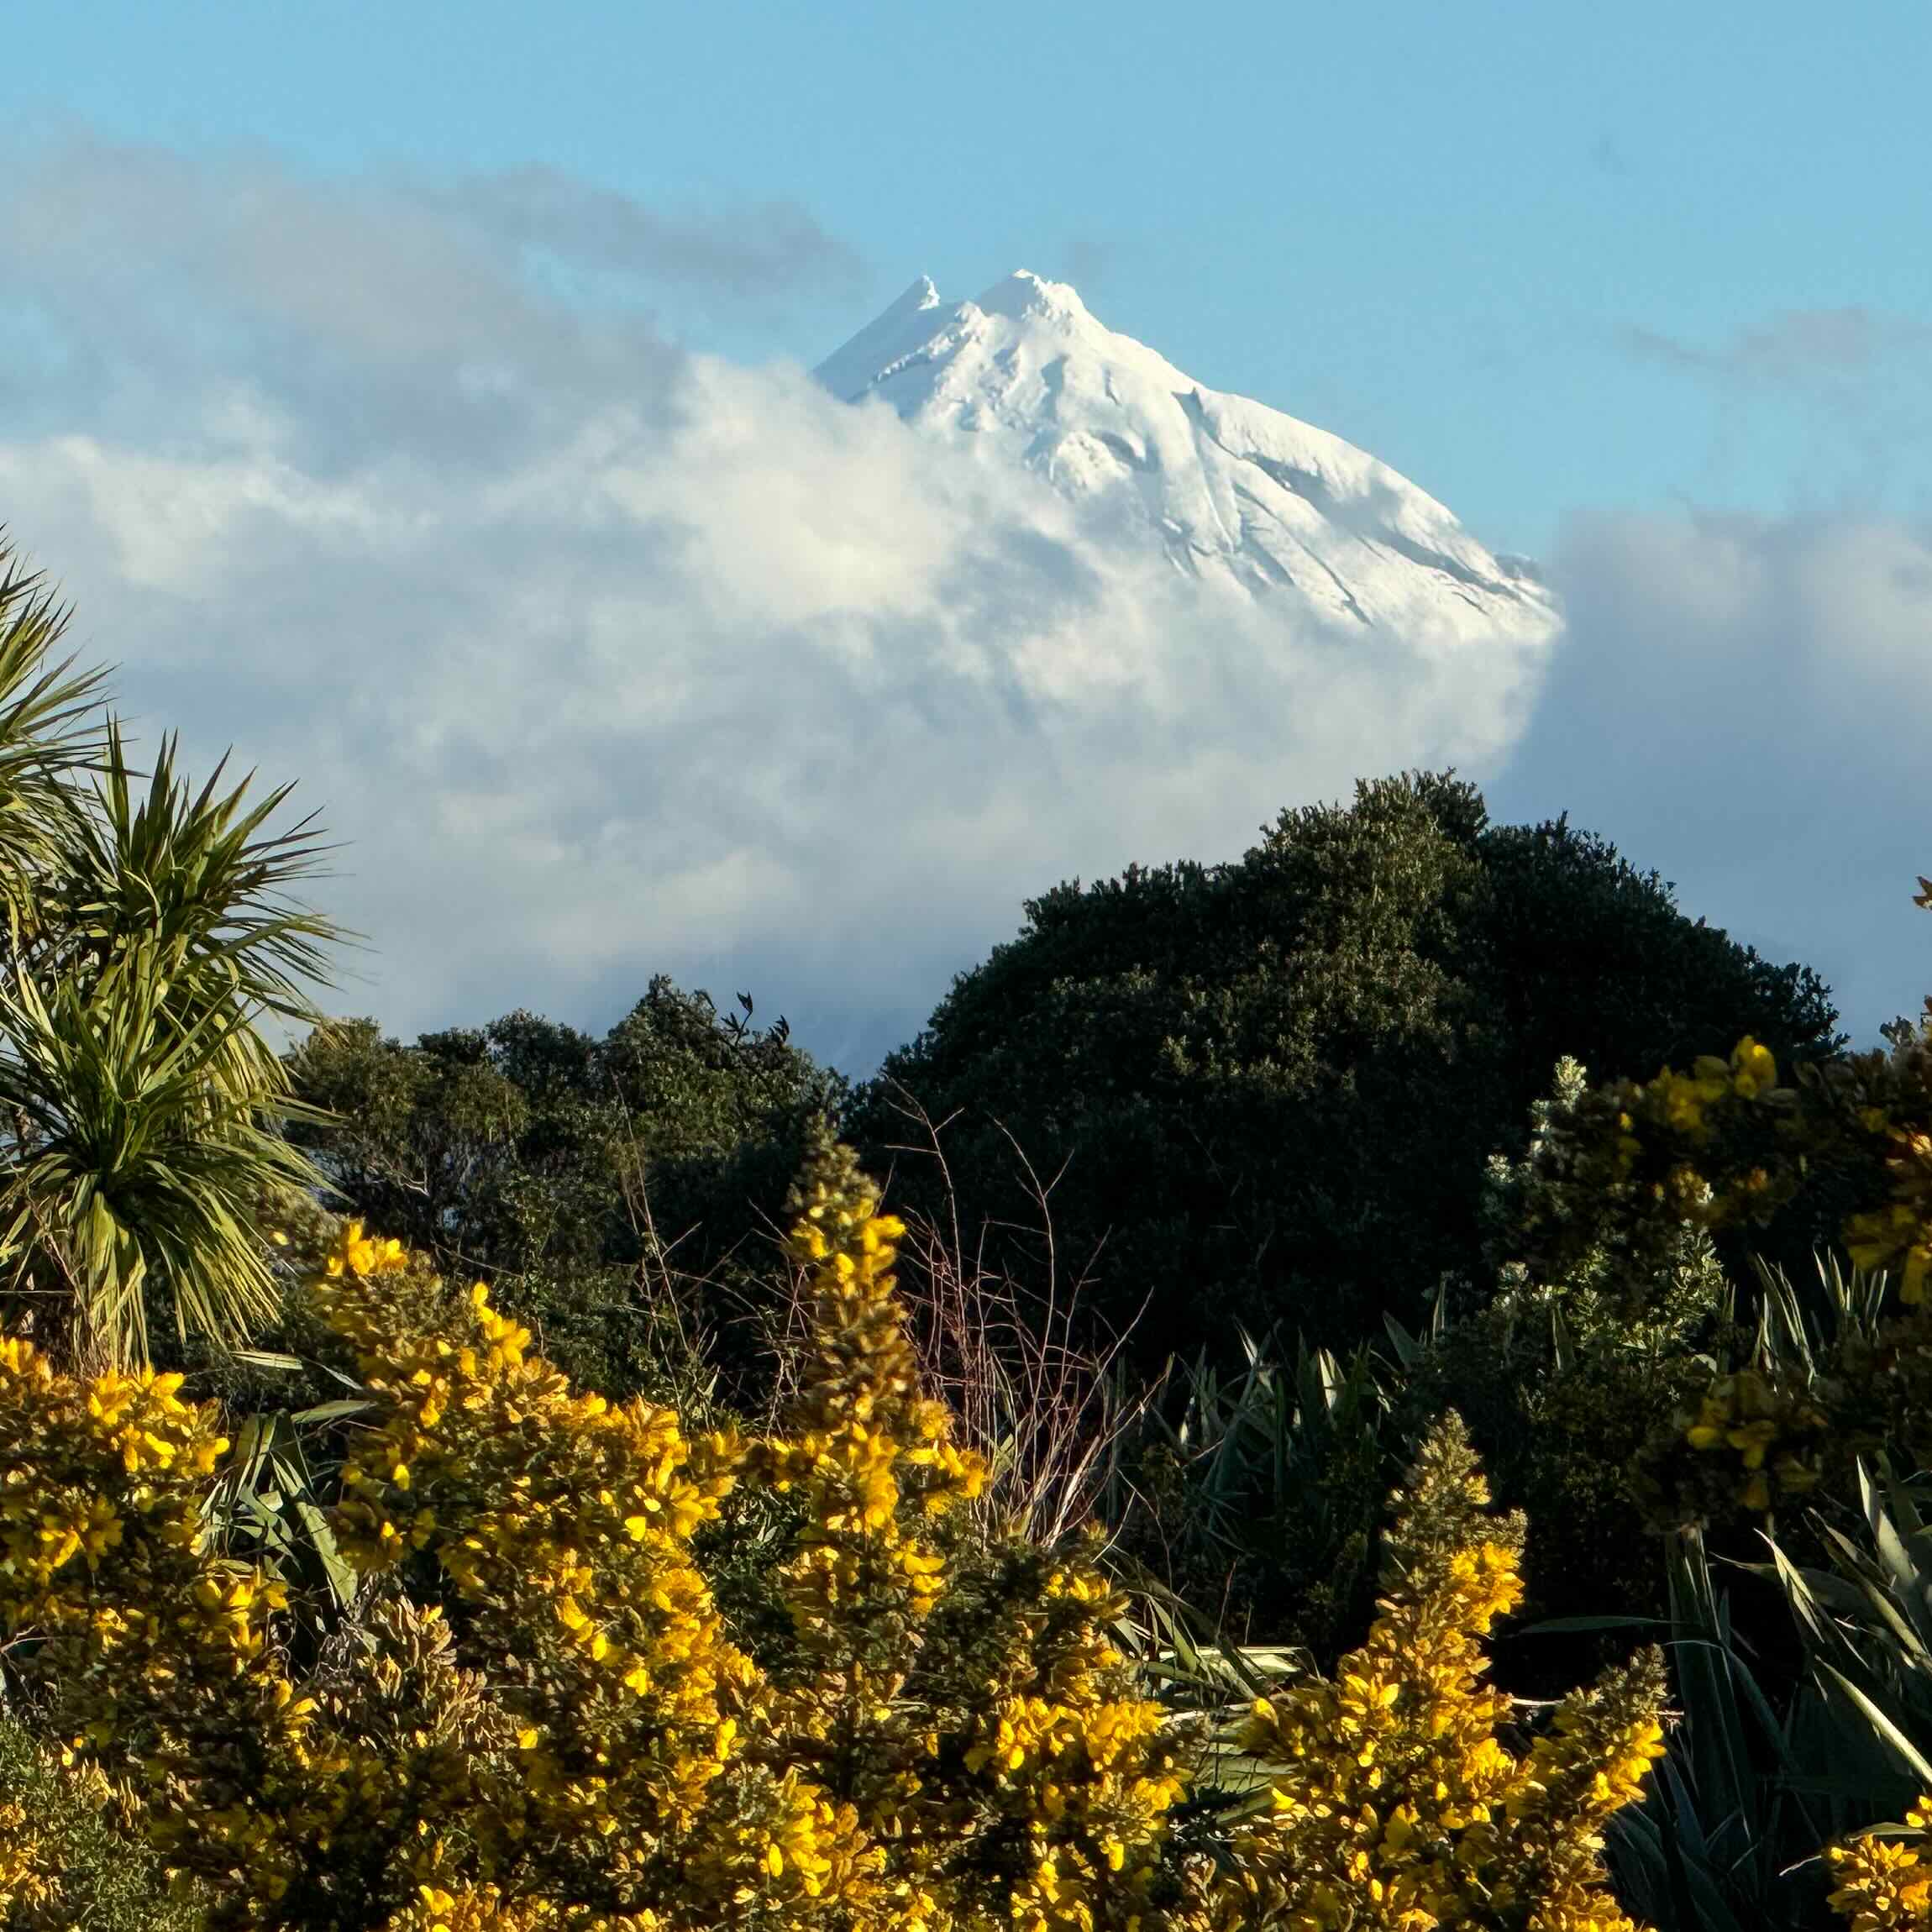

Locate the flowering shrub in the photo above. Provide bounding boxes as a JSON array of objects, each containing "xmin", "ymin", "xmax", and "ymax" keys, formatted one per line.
[
  {"xmin": 1674, "ymin": 1363, "xmax": 1830, "ymax": 1515},
  {"xmin": 1829, "ymin": 1799, "xmax": 1932, "ymax": 1930},
  {"xmin": 0, "ymin": 1718, "xmax": 198, "ymax": 1929},
  {"xmin": 1488, "ymin": 1038, "xmax": 1803, "ymax": 1304},
  {"xmin": 746, "ymin": 1135, "xmax": 1191, "ymax": 1931},
  {"xmin": 312, "ymin": 1222, "xmax": 785, "ymax": 1924},
  {"xmin": 1851, "ymin": 1189, "xmax": 1932, "ymax": 1304},
  {"xmin": 0, "ymin": 1141, "xmax": 1195, "ymax": 1929},
  {"xmin": 1515, "ymin": 1022, "xmax": 1932, "ymax": 1301},
  {"xmin": 0, "ymin": 1333, "xmax": 314, "ymax": 1890},
  {"xmin": 1482, "ymin": 1027, "xmax": 1932, "ymax": 1529},
  {"xmin": 1216, "ymin": 1415, "xmax": 1666, "ymax": 1932},
  {"xmin": 0, "ymin": 1136, "xmax": 1680, "ymax": 1929}
]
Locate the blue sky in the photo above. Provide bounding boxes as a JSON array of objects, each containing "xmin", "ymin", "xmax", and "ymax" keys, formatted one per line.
[
  {"xmin": 13, "ymin": 0, "xmax": 1930, "ymax": 555},
  {"xmin": 4, "ymin": 3, "xmax": 1931, "ymax": 1063}
]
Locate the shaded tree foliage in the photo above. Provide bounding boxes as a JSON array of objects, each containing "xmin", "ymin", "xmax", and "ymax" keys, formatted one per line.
[
  {"xmin": 853, "ymin": 772, "xmax": 1841, "ymax": 1366},
  {"xmin": 286, "ymin": 978, "xmax": 847, "ymax": 1398}
]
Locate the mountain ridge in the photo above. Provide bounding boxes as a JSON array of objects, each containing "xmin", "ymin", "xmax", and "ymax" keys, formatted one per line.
[{"xmin": 815, "ymin": 270, "xmax": 1558, "ymax": 649}]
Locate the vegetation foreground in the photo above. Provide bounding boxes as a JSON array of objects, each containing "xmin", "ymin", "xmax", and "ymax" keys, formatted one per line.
[
  {"xmin": 6, "ymin": 534, "xmax": 1932, "ymax": 1929},
  {"xmin": 3, "ymin": 1137, "xmax": 1674, "ymax": 1931}
]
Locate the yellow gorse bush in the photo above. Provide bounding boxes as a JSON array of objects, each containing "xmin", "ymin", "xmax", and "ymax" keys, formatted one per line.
[
  {"xmin": 1498, "ymin": 1028, "xmax": 1932, "ymax": 1524},
  {"xmin": 1639, "ymin": 1036, "xmax": 1781, "ymax": 1147},
  {"xmin": 1847, "ymin": 1126, "xmax": 1932, "ymax": 1306},
  {"xmin": 0, "ymin": 1791, "xmax": 52, "ymax": 1922},
  {"xmin": 0, "ymin": 1138, "xmax": 1673, "ymax": 1930},
  {"xmin": 1218, "ymin": 1416, "xmax": 1665, "ymax": 1932},
  {"xmin": 0, "ymin": 1331, "xmax": 314, "ymax": 1883},
  {"xmin": 749, "ymin": 1133, "xmax": 1189, "ymax": 1932},
  {"xmin": 312, "ymin": 1216, "xmax": 808, "ymax": 1926},
  {"xmin": 0, "ymin": 1140, "xmax": 1195, "ymax": 1929},
  {"xmin": 1677, "ymin": 1365, "xmax": 1829, "ymax": 1512},
  {"xmin": 1829, "ymin": 1799, "xmax": 1932, "ymax": 1931},
  {"xmin": 0, "ymin": 1716, "xmax": 197, "ymax": 1929}
]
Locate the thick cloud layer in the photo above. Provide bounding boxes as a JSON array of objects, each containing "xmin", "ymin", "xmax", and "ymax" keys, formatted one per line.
[
  {"xmin": 0, "ymin": 139, "xmax": 1545, "ymax": 1071},
  {"xmin": 20, "ymin": 139, "xmax": 1917, "ymax": 1073}
]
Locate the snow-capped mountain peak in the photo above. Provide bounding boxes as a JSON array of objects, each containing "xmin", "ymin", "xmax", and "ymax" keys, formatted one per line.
[
  {"xmin": 814, "ymin": 272, "xmax": 1558, "ymax": 648},
  {"xmin": 972, "ymin": 267, "xmax": 1089, "ymax": 323}
]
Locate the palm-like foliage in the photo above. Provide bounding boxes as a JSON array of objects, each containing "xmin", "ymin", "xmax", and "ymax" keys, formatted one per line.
[
  {"xmin": 1108, "ymin": 1326, "xmax": 1401, "ymax": 1656},
  {"xmin": 1767, "ymin": 1464, "xmax": 1932, "ymax": 1807},
  {"xmin": 0, "ymin": 963, "xmax": 318, "ymax": 1363},
  {"xmin": 1604, "ymin": 1531, "xmax": 1838, "ymax": 1931},
  {"xmin": 0, "ymin": 533, "xmax": 340, "ymax": 1368},
  {"xmin": 1152, "ymin": 1332, "xmax": 1391, "ymax": 1546},
  {"xmin": 0, "ymin": 543, "xmax": 107, "ymax": 937},
  {"xmin": 54, "ymin": 725, "xmax": 336, "ymax": 1081},
  {"xmin": 1745, "ymin": 1248, "xmax": 1893, "ymax": 1380}
]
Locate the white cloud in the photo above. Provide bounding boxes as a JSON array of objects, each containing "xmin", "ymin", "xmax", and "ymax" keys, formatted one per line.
[
  {"xmin": 1494, "ymin": 508, "xmax": 1932, "ymax": 1047},
  {"xmin": 0, "ymin": 138, "xmax": 1549, "ymax": 1072},
  {"xmin": 23, "ymin": 141, "xmax": 1922, "ymax": 1077}
]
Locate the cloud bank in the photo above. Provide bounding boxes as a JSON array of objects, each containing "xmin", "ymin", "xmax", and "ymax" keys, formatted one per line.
[
  {"xmin": 1494, "ymin": 507, "xmax": 1932, "ymax": 1046},
  {"xmin": 16, "ymin": 138, "xmax": 1921, "ymax": 1070},
  {"xmin": 0, "ymin": 139, "xmax": 1545, "ymax": 1072}
]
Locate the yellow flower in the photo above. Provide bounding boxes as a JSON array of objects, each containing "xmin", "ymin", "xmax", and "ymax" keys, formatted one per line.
[
  {"xmin": 1230, "ymin": 1416, "xmax": 1662, "ymax": 1932},
  {"xmin": 1731, "ymin": 1036, "xmax": 1778, "ymax": 1100}
]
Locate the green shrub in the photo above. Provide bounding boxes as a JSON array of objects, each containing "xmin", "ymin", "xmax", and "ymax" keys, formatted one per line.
[{"xmin": 0, "ymin": 1715, "xmax": 202, "ymax": 1929}]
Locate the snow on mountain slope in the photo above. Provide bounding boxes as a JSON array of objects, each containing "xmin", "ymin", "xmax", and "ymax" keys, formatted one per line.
[{"xmin": 816, "ymin": 270, "xmax": 1559, "ymax": 649}]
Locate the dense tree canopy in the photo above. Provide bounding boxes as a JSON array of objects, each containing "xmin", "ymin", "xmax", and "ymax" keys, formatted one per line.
[
  {"xmin": 853, "ymin": 772, "xmax": 1842, "ymax": 1363},
  {"xmin": 286, "ymin": 979, "xmax": 847, "ymax": 1397}
]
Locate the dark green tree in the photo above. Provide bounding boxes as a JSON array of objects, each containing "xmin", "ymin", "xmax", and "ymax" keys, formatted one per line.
[
  {"xmin": 853, "ymin": 772, "xmax": 1840, "ymax": 1368},
  {"xmin": 286, "ymin": 979, "xmax": 847, "ymax": 1399}
]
